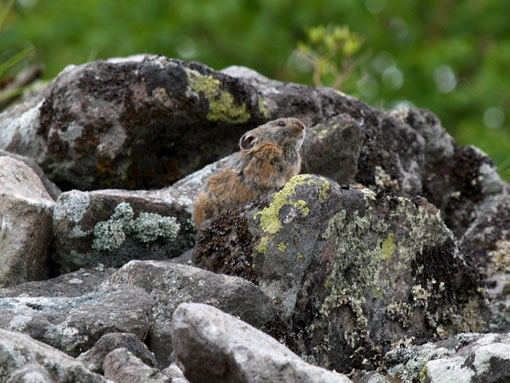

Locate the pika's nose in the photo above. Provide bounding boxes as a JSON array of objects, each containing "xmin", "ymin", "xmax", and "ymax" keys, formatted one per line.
[{"xmin": 293, "ymin": 118, "xmax": 306, "ymax": 130}]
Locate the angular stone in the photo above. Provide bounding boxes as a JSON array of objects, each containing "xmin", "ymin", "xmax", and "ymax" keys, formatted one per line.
[
  {"xmin": 0, "ymin": 267, "xmax": 116, "ymax": 298},
  {"xmin": 52, "ymin": 189, "xmax": 193, "ymax": 274},
  {"xmin": 0, "ymin": 156, "xmax": 54, "ymax": 287},
  {"xmin": 104, "ymin": 260, "xmax": 278, "ymax": 367},
  {"xmin": 172, "ymin": 303, "xmax": 353, "ymax": 383},
  {"xmin": 104, "ymin": 348, "xmax": 170, "ymax": 383},
  {"xmin": 193, "ymin": 174, "xmax": 490, "ymax": 372},
  {"xmin": 0, "ymin": 285, "xmax": 153, "ymax": 357},
  {"xmin": 0, "ymin": 328, "xmax": 108, "ymax": 382},
  {"xmin": 0, "ymin": 149, "xmax": 61, "ymax": 200},
  {"xmin": 78, "ymin": 332, "xmax": 157, "ymax": 374},
  {"xmin": 424, "ymin": 333, "xmax": 510, "ymax": 383}
]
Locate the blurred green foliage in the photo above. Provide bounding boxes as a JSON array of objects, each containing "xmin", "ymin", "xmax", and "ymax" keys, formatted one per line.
[{"xmin": 1, "ymin": 0, "xmax": 509, "ymax": 179}]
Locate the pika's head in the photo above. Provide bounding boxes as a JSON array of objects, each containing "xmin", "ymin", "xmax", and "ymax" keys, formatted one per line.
[{"xmin": 239, "ymin": 118, "xmax": 306, "ymax": 152}]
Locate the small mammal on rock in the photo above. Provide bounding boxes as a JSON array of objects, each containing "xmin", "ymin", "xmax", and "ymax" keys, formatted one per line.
[{"xmin": 193, "ymin": 117, "xmax": 306, "ymax": 228}]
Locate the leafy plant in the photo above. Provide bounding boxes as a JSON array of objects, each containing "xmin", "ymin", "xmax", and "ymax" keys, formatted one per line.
[
  {"xmin": 296, "ymin": 25, "xmax": 367, "ymax": 91},
  {"xmin": 0, "ymin": 0, "xmax": 34, "ymax": 109}
]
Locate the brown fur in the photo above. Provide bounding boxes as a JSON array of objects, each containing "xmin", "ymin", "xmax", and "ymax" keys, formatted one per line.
[{"xmin": 193, "ymin": 118, "xmax": 306, "ymax": 228}]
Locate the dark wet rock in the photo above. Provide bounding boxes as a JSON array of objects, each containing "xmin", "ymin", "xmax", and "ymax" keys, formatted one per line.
[
  {"xmin": 104, "ymin": 260, "xmax": 279, "ymax": 368},
  {"xmin": 0, "ymin": 149, "xmax": 61, "ymax": 200},
  {"xmin": 0, "ymin": 267, "xmax": 116, "ymax": 298},
  {"xmin": 391, "ymin": 107, "xmax": 504, "ymax": 238},
  {"xmin": 52, "ymin": 189, "xmax": 193, "ymax": 274},
  {"xmin": 0, "ymin": 285, "xmax": 153, "ymax": 357},
  {"xmin": 0, "ymin": 328, "xmax": 108, "ymax": 382},
  {"xmin": 172, "ymin": 302, "xmax": 353, "ymax": 383},
  {"xmin": 0, "ymin": 156, "xmax": 54, "ymax": 287},
  {"xmin": 103, "ymin": 348, "xmax": 170, "ymax": 383},
  {"xmin": 193, "ymin": 174, "xmax": 490, "ymax": 372},
  {"xmin": 78, "ymin": 332, "xmax": 157, "ymax": 374},
  {"xmin": 460, "ymin": 189, "xmax": 510, "ymax": 332}
]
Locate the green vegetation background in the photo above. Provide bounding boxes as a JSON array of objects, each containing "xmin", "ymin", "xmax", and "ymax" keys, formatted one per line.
[{"xmin": 1, "ymin": 0, "xmax": 509, "ymax": 180}]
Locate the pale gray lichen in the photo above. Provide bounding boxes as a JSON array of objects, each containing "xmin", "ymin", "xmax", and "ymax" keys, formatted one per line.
[
  {"xmin": 54, "ymin": 191, "xmax": 90, "ymax": 222},
  {"xmin": 92, "ymin": 202, "xmax": 180, "ymax": 251},
  {"xmin": 132, "ymin": 212, "xmax": 180, "ymax": 244}
]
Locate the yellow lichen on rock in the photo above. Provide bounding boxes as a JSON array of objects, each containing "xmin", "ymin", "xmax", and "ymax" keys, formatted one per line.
[{"xmin": 185, "ymin": 68, "xmax": 250, "ymax": 123}]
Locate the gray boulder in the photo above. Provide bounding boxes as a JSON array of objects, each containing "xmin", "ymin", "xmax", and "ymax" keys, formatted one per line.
[
  {"xmin": 0, "ymin": 328, "xmax": 109, "ymax": 383},
  {"xmin": 52, "ymin": 188, "xmax": 193, "ymax": 274},
  {"xmin": 103, "ymin": 260, "xmax": 279, "ymax": 367},
  {"xmin": 78, "ymin": 332, "xmax": 157, "ymax": 374},
  {"xmin": 0, "ymin": 267, "xmax": 116, "ymax": 298},
  {"xmin": 0, "ymin": 285, "xmax": 153, "ymax": 357},
  {"xmin": 193, "ymin": 174, "xmax": 490, "ymax": 372},
  {"xmin": 103, "ymin": 348, "xmax": 170, "ymax": 383},
  {"xmin": 0, "ymin": 156, "xmax": 54, "ymax": 287},
  {"xmin": 0, "ymin": 149, "xmax": 61, "ymax": 200},
  {"xmin": 172, "ymin": 302, "xmax": 352, "ymax": 383}
]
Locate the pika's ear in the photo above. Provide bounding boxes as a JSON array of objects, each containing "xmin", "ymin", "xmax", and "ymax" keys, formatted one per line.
[{"xmin": 240, "ymin": 134, "xmax": 258, "ymax": 150}]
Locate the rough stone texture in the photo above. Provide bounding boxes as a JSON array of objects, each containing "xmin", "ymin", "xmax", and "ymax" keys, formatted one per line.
[
  {"xmin": 103, "ymin": 348, "xmax": 170, "ymax": 383},
  {"xmin": 78, "ymin": 332, "xmax": 157, "ymax": 374},
  {"xmin": 172, "ymin": 303, "xmax": 352, "ymax": 383},
  {"xmin": 0, "ymin": 267, "xmax": 116, "ymax": 298},
  {"xmin": 0, "ymin": 285, "xmax": 153, "ymax": 357},
  {"xmin": 193, "ymin": 174, "xmax": 490, "ymax": 372},
  {"xmin": 423, "ymin": 332, "xmax": 510, "ymax": 383},
  {"xmin": 161, "ymin": 363, "xmax": 189, "ymax": 383},
  {"xmin": 0, "ymin": 328, "xmax": 109, "ymax": 383},
  {"xmin": 391, "ymin": 107, "xmax": 505, "ymax": 238},
  {"xmin": 103, "ymin": 260, "xmax": 279, "ymax": 367},
  {"xmin": 52, "ymin": 188, "xmax": 193, "ymax": 274},
  {"xmin": 0, "ymin": 156, "xmax": 54, "ymax": 287},
  {"xmin": 460, "ymin": 189, "xmax": 510, "ymax": 332},
  {"xmin": 0, "ymin": 149, "xmax": 61, "ymax": 200}
]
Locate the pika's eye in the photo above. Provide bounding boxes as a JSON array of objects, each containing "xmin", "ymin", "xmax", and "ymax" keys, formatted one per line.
[{"xmin": 277, "ymin": 121, "xmax": 285, "ymax": 127}]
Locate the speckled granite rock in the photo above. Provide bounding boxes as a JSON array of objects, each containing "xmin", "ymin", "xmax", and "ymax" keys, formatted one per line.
[
  {"xmin": 0, "ymin": 284, "xmax": 153, "ymax": 357},
  {"xmin": 103, "ymin": 260, "xmax": 279, "ymax": 367},
  {"xmin": 78, "ymin": 332, "xmax": 157, "ymax": 374},
  {"xmin": 193, "ymin": 174, "xmax": 490, "ymax": 372},
  {"xmin": 172, "ymin": 303, "xmax": 352, "ymax": 383},
  {"xmin": 0, "ymin": 156, "xmax": 54, "ymax": 287},
  {"xmin": 0, "ymin": 328, "xmax": 109, "ymax": 382},
  {"xmin": 103, "ymin": 348, "xmax": 170, "ymax": 383}
]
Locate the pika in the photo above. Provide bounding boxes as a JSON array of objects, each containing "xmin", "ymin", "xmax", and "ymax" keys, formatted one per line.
[{"xmin": 193, "ymin": 117, "xmax": 306, "ymax": 228}]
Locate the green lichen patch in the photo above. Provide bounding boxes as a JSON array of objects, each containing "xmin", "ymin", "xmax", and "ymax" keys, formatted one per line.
[
  {"xmin": 185, "ymin": 68, "xmax": 250, "ymax": 123},
  {"xmin": 257, "ymin": 97, "xmax": 271, "ymax": 119},
  {"xmin": 278, "ymin": 242, "xmax": 287, "ymax": 252},
  {"xmin": 380, "ymin": 232, "xmax": 396, "ymax": 261},
  {"xmin": 92, "ymin": 202, "xmax": 180, "ymax": 251},
  {"xmin": 253, "ymin": 174, "xmax": 331, "ymax": 254}
]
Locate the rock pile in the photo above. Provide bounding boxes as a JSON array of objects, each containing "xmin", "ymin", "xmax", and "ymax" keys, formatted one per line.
[{"xmin": 0, "ymin": 55, "xmax": 508, "ymax": 382}]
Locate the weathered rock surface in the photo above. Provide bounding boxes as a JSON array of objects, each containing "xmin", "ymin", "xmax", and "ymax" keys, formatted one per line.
[
  {"xmin": 172, "ymin": 302, "xmax": 352, "ymax": 383},
  {"xmin": 103, "ymin": 260, "xmax": 278, "ymax": 367},
  {"xmin": 78, "ymin": 332, "xmax": 157, "ymax": 374},
  {"xmin": 423, "ymin": 332, "xmax": 510, "ymax": 383},
  {"xmin": 52, "ymin": 188, "xmax": 193, "ymax": 273},
  {"xmin": 0, "ymin": 149, "xmax": 61, "ymax": 200},
  {"xmin": 460, "ymin": 189, "xmax": 510, "ymax": 332},
  {"xmin": 193, "ymin": 174, "xmax": 490, "ymax": 372},
  {"xmin": 0, "ymin": 285, "xmax": 153, "ymax": 357},
  {"xmin": 0, "ymin": 156, "xmax": 54, "ymax": 287},
  {"xmin": 0, "ymin": 328, "xmax": 108, "ymax": 382},
  {"xmin": 104, "ymin": 348, "xmax": 170, "ymax": 383},
  {"xmin": 0, "ymin": 267, "xmax": 116, "ymax": 298}
]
